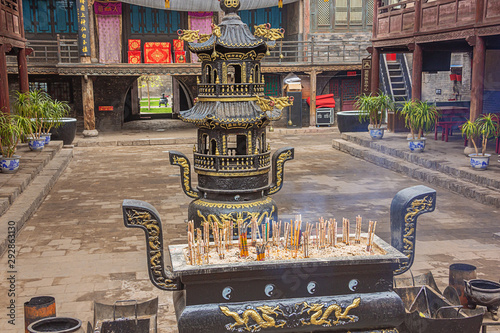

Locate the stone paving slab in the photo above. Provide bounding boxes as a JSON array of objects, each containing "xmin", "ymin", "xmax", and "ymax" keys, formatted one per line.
[
  {"xmin": 333, "ymin": 132, "xmax": 500, "ymax": 208},
  {"xmin": 0, "ymin": 148, "xmax": 73, "ymax": 255},
  {"xmin": 0, "ymin": 128, "xmax": 499, "ymax": 333}
]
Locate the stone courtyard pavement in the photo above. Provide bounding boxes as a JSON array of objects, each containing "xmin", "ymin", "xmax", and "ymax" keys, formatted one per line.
[{"xmin": 1, "ymin": 130, "xmax": 499, "ymax": 332}]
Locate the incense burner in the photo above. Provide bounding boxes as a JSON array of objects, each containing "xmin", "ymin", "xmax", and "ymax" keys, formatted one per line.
[
  {"xmin": 123, "ymin": 185, "xmax": 436, "ymax": 332},
  {"xmin": 168, "ymin": 0, "xmax": 294, "ymax": 233}
]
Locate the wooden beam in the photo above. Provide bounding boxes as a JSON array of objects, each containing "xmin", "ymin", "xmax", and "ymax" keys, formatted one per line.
[
  {"xmin": 470, "ymin": 36, "xmax": 486, "ymax": 121},
  {"xmin": 17, "ymin": 48, "xmax": 29, "ymax": 93},
  {"xmin": 371, "ymin": 47, "xmax": 380, "ymax": 94},
  {"xmin": 0, "ymin": 44, "xmax": 13, "ymax": 114},
  {"xmin": 411, "ymin": 43, "xmax": 423, "ymax": 100},
  {"xmin": 82, "ymin": 75, "xmax": 96, "ymax": 133}
]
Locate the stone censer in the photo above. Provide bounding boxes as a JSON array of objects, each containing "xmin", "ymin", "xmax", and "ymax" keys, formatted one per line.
[{"xmin": 122, "ymin": 1, "xmax": 437, "ymax": 332}]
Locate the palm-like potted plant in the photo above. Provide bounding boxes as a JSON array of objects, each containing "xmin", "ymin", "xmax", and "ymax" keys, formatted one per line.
[
  {"xmin": 400, "ymin": 100, "xmax": 439, "ymax": 152},
  {"xmin": 461, "ymin": 113, "xmax": 499, "ymax": 170},
  {"xmin": 40, "ymin": 99, "xmax": 70, "ymax": 145},
  {"xmin": 355, "ymin": 92, "xmax": 394, "ymax": 139},
  {"xmin": 0, "ymin": 113, "xmax": 31, "ymax": 173}
]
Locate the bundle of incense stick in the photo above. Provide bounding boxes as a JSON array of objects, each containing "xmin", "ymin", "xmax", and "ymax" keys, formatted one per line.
[
  {"xmin": 256, "ymin": 243, "xmax": 266, "ymax": 261},
  {"xmin": 355, "ymin": 215, "xmax": 362, "ymax": 244},
  {"xmin": 366, "ymin": 220, "xmax": 377, "ymax": 252},
  {"xmin": 251, "ymin": 218, "xmax": 258, "ymax": 246},
  {"xmin": 196, "ymin": 228, "xmax": 203, "ymax": 265},
  {"xmin": 238, "ymin": 220, "xmax": 249, "ymax": 257},
  {"xmin": 212, "ymin": 222, "xmax": 225, "ymax": 259},
  {"xmin": 187, "ymin": 221, "xmax": 195, "ymax": 265},
  {"xmin": 203, "ymin": 221, "xmax": 210, "ymax": 261},
  {"xmin": 342, "ymin": 218, "xmax": 350, "ymax": 245}
]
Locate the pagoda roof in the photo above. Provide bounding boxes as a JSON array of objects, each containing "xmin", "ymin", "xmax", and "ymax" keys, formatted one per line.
[
  {"xmin": 179, "ymin": 100, "xmax": 282, "ymax": 127},
  {"xmin": 188, "ymin": 13, "xmax": 272, "ymax": 53}
]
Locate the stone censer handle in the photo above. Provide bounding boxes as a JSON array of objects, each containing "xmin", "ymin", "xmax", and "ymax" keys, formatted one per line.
[
  {"xmin": 390, "ymin": 185, "xmax": 437, "ymax": 276},
  {"xmin": 122, "ymin": 199, "xmax": 182, "ymax": 291}
]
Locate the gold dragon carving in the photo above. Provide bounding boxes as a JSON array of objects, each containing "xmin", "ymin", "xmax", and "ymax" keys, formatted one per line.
[
  {"xmin": 198, "ymin": 33, "xmax": 212, "ymax": 43},
  {"xmin": 220, "ymin": 305, "xmax": 286, "ymax": 332},
  {"xmin": 172, "ymin": 155, "xmax": 199, "ymax": 198},
  {"xmin": 255, "ymin": 96, "xmax": 275, "ymax": 112},
  {"xmin": 269, "ymin": 96, "xmax": 294, "ymax": 110},
  {"xmin": 197, "ymin": 207, "xmax": 275, "ymax": 229},
  {"xmin": 394, "ymin": 195, "xmax": 434, "ymax": 274},
  {"xmin": 125, "ymin": 209, "xmax": 177, "ymax": 290},
  {"xmin": 300, "ymin": 298, "xmax": 361, "ymax": 326},
  {"xmin": 254, "ymin": 24, "xmax": 285, "ymax": 41},
  {"xmin": 268, "ymin": 149, "xmax": 293, "ymax": 195},
  {"xmin": 178, "ymin": 29, "xmax": 200, "ymax": 42}
]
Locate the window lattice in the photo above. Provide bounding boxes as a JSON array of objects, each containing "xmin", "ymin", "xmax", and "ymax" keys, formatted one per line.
[
  {"xmin": 366, "ymin": 0, "xmax": 374, "ymax": 25},
  {"xmin": 317, "ymin": 0, "xmax": 331, "ymax": 26}
]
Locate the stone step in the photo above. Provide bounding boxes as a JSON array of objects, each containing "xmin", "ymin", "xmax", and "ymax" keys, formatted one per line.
[
  {"xmin": 0, "ymin": 146, "xmax": 73, "ymax": 255},
  {"xmin": 334, "ymin": 133, "xmax": 500, "ymax": 194},
  {"xmin": 332, "ymin": 138, "xmax": 500, "ymax": 208}
]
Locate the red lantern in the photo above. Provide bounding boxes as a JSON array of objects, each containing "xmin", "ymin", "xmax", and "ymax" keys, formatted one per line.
[
  {"xmin": 450, "ymin": 74, "xmax": 457, "ymax": 81},
  {"xmin": 456, "ymin": 74, "xmax": 462, "ymax": 82}
]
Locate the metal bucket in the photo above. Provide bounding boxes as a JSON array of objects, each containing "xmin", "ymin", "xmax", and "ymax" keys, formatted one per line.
[
  {"xmin": 449, "ymin": 263, "xmax": 477, "ymax": 307},
  {"xmin": 24, "ymin": 296, "xmax": 56, "ymax": 333},
  {"xmin": 27, "ymin": 317, "xmax": 83, "ymax": 333}
]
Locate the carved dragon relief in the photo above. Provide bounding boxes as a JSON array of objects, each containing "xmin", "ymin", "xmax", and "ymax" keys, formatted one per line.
[
  {"xmin": 254, "ymin": 23, "xmax": 285, "ymax": 41},
  {"xmin": 122, "ymin": 200, "xmax": 180, "ymax": 291},
  {"xmin": 169, "ymin": 151, "xmax": 200, "ymax": 199},
  {"xmin": 220, "ymin": 297, "xmax": 361, "ymax": 332}
]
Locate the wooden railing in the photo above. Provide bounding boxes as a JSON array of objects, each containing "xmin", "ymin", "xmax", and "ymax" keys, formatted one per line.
[
  {"xmin": 263, "ymin": 40, "xmax": 371, "ymax": 64},
  {"xmin": 7, "ymin": 35, "xmax": 79, "ymax": 65},
  {"xmin": 375, "ymin": 0, "xmax": 500, "ymax": 39}
]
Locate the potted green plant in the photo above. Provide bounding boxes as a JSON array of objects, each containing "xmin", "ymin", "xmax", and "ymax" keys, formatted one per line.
[
  {"xmin": 400, "ymin": 100, "xmax": 439, "ymax": 152},
  {"xmin": 13, "ymin": 90, "xmax": 51, "ymax": 151},
  {"xmin": 461, "ymin": 113, "xmax": 499, "ymax": 170},
  {"xmin": 355, "ymin": 92, "xmax": 393, "ymax": 139},
  {"xmin": 0, "ymin": 113, "xmax": 31, "ymax": 173},
  {"xmin": 40, "ymin": 99, "xmax": 70, "ymax": 145}
]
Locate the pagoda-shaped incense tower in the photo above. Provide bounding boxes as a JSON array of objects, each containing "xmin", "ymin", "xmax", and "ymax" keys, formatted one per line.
[{"xmin": 170, "ymin": 0, "xmax": 294, "ymax": 231}]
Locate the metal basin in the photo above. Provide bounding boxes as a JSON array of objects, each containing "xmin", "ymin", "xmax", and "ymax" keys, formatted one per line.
[{"xmin": 465, "ymin": 279, "xmax": 500, "ymax": 320}]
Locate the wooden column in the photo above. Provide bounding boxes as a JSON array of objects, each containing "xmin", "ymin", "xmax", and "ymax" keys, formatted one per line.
[
  {"xmin": 371, "ymin": 47, "xmax": 380, "ymax": 94},
  {"xmin": 17, "ymin": 48, "xmax": 31, "ymax": 93},
  {"xmin": 470, "ymin": 36, "xmax": 486, "ymax": 121},
  {"xmin": 414, "ymin": 0, "xmax": 422, "ymax": 33},
  {"xmin": 411, "ymin": 43, "xmax": 423, "ymax": 100},
  {"xmin": 309, "ymin": 69, "xmax": 317, "ymax": 126},
  {"xmin": 82, "ymin": 75, "xmax": 97, "ymax": 135},
  {"xmin": 475, "ymin": 0, "xmax": 485, "ymax": 24},
  {"xmin": 372, "ymin": 0, "xmax": 379, "ymax": 39},
  {"xmin": 0, "ymin": 44, "xmax": 13, "ymax": 114}
]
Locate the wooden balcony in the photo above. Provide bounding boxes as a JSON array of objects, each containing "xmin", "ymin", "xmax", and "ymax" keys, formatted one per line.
[
  {"xmin": 0, "ymin": 0, "xmax": 26, "ymax": 47},
  {"xmin": 7, "ymin": 37, "xmax": 369, "ymax": 76},
  {"xmin": 374, "ymin": 0, "xmax": 500, "ymax": 44}
]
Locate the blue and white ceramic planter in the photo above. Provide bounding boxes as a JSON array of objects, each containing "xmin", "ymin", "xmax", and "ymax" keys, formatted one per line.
[
  {"xmin": 408, "ymin": 138, "xmax": 426, "ymax": 152},
  {"xmin": 369, "ymin": 128, "xmax": 385, "ymax": 140},
  {"xmin": 28, "ymin": 138, "xmax": 45, "ymax": 151},
  {"xmin": 469, "ymin": 153, "xmax": 490, "ymax": 170},
  {"xmin": 1, "ymin": 155, "xmax": 20, "ymax": 173},
  {"xmin": 41, "ymin": 133, "xmax": 52, "ymax": 145}
]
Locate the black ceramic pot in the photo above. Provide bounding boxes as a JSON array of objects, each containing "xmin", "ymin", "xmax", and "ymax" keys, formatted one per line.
[
  {"xmin": 49, "ymin": 118, "xmax": 77, "ymax": 145},
  {"xmin": 337, "ymin": 111, "xmax": 369, "ymax": 133}
]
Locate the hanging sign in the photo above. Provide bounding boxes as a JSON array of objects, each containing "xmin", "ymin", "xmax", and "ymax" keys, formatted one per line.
[
  {"xmin": 362, "ymin": 58, "xmax": 372, "ymax": 95},
  {"xmin": 94, "ymin": 2, "xmax": 122, "ymax": 15},
  {"xmin": 77, "ymin": 0, "xmax": 91, "ymax": 57}
]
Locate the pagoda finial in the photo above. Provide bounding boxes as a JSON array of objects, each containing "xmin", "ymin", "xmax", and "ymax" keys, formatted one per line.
[{"xmin": 220, "ymin": 0, "xmax": 241, "ymax": 14}]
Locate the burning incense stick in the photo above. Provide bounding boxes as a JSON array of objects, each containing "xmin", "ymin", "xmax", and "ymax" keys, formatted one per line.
[
  {"xmin": 355, "ymin": 215, "xmax": 362, "ymax": 244},
  {"xmin": 366, "ymin": 220, "xmax": 377, "ymax": 252}
]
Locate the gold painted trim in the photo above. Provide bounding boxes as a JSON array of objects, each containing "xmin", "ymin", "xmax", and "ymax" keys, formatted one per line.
[
  {"xmin": 195, "ymin": 168, "xmax": 269, "ymax": 177},
  {"xmin": 196, "ymin": 196, "xmax": 273, "ymax": 209},
  {"xmin": 197, "ymin": 97, "xmax": 258, "ymax": 102}
]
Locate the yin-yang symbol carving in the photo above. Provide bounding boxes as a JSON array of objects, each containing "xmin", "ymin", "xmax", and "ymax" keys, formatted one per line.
[
  {"xmin": 222, "ymin": 287, "xmax": 233, "ymax": 300},
  {"xmin": 307, "ymin": 281, "xmax": 317, "ymax": 295},
  {"xmin": 265, "ymin": 284, "xmax": 275, "ymax": 297},
  {"xmin": 349, "ymin": 279, "xmax": 359, "ymax": 292}
]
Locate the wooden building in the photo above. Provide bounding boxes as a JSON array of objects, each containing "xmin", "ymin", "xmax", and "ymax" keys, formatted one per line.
[
  {"xmin": 371, "ymin": 0, "xmax": 500, "ymax": 122},
  {"xmin": 6, "ymin": 0, "xmax": 375, "ymax": 132}
]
